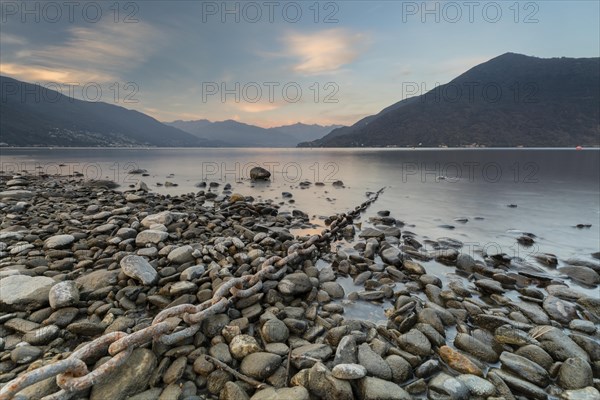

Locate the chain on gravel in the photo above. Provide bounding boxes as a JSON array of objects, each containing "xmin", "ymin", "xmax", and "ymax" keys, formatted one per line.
[{"xmin": 0, "ymin": 187, "xmax": 385, "ymax": 400}]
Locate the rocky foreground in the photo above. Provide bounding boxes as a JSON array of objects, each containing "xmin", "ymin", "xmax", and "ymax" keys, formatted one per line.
[{"xmin": 0, "ymin": 174, "xmax": 599, "ymax": 400}]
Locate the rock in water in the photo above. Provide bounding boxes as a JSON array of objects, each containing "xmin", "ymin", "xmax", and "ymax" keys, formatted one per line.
[
  {"xmin": 428, "ymin": 373, "xmax": 470, "ymax": 400},
  {"xmin": 90, "ymin": 348, "xmax": 157, "ymax": 400},
  {"xmin": 120, "ymin": 255, "xmax": 158, "ymax": 285},
  {"xmin": 250, "ymin": 167, "xmax": 271, "ymax": 181},
  {"xmin": 0, "ymin": 275, "xmax": 55, "ymax": 311}
]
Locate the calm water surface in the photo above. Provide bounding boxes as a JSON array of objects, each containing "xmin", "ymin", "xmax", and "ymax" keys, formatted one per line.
[{"xmin": 2, "ymin": 148, "xmax": 599, "ymax": 313}]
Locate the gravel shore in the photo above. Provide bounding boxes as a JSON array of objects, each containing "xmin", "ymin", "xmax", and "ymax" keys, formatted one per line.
[{"xmin": 0, "ymin": 173, "xmax": 599, "ymax": 400}]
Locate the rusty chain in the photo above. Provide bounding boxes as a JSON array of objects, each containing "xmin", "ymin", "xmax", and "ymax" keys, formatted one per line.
[{"xmin": 0, "ymin": 187, "xmax": 384, "ymax": 400}]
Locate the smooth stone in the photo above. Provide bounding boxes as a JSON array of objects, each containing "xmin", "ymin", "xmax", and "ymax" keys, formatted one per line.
[
  {"xmin": 321, "ymin": 282, "xmax": 345, "ymax": 299},
  {"xmin": 240, "ymin": 352, "xmax": 281, "ymax": 380},
  {"xmin": 454, "ymin": 333, "xmax": 498, "ymax": 363},
  {"xmin": 0, "ymin": 275, "xmax": 55, "ymax": 311},
  {"xmin": 558, "ymin": 357, "xmax": 593, "ymax": 389},
  {"xmin": 249, "ymin": 387, "xmax": 309, "ymax": 400},
  {"xmin": 261, "ymin": 318, "xmax": 289, "ymax": 343},
  {"xmin": 48, "ymin": 281, "xmax": 79, "ymax": 309},
  {"xmin": 559, "ymin": 266, "xmax": 600, "ymax": 285},
  {"xmin": 500, "ymin": 351, "xmax": 549, "ymax": 387},
  {"xmin": 136, "ymin": 230, "xmax": 168, "ymax": 246},
  {"xmin": 90, "ymin": 349, "xmax": 157, "ymax": 400},
  {"xmin": 180, "ymin": 265, "xmax": 205, "ymax": 281},
  {"xmin": 439, "ymin": 346, "xmax": 483, "ymax": 376},
  {"xmin": 221, "ymin": 381, "xmax": 250, "ymax": 400},
  {"xmin": 44, "ymin": 234, "xmax": 75, "ymax": 249},
  {"xmin": 22, "ymin": 325, "xmax": 60, "ymax": 345},
  {"xmin": 116, "ymin": 227, "xmax": 137, "ymax": 239},
  {"xmin": 249, "ymin": 167, "xmax": 271, "ymax": 181},
  {"xmin": 386, "ymin": 355, "xmax": 412, "ymax": 383},
  {"xmin": 162, "ymin": 356, "xmax": 187, "ymax": 384},
  {"xmin": 141, "ymin": 211, "xmax": 173, "ymax": 228},
  {"xmin": 357, "ymin": 343, "xmax": 392, "ymax": 380},
  {"xmin": 427, "ymin": 373, "xmax": 469, "ymax": 400},
  {"xmin": 167, "ymin": 245, "xmax": 195, "ymax": 264},
  {"xmin": 397, "ymin": 329, "xmax": 431, "ymax": 356},
  {"xmin": 456, "ymin": 374, "xmax": 497, "ymax": 397},
  {"xmin": 380, "ymin": 247, "xmax": 403, "ymax": 266},
  {"xmin": 356, "ymin": 376, "xmax": 411, "ymax": 400},
  {"xmin": 0, "ymin": 190, "xmax": 33, "ymax": 199},
  {"xmin": 491, "ymin": 368, "xmax": 548, "ymax": 400},
  {"xmin": 11, "ymin": 345, "xmax": 43, "ymax": 364},
  {"xmin": 332, "ymin": 363, "xmax": 367, "ymax": 380},
  {"xmin": 359, "ymin": 228, "xmax": 385, "ymax": 239},
  {"xmin": 209, "ymin": 343, "xmax": 232, "ymax": 365},
  {"xmin": 291, "ymin": 344, "xmax": 333, "ymax": 369},
  {"xmin": 515, "ymin": 345, "xmax": 554, "ymax": 371},
  {"xmin": 277, "ymin": 273, "xmax": 312, "ymax": 295},
  {"xmin": 308, "ymin": 362, "xmax": 353, "ymax": 400},
  {"xmin": 75, "ymin": 270, "xmax": 119, "ymax": 292},
  {"xmin": 560, "ymin": 387, "xmax": 600, "ymax": 400},
  {"xmin": 120, "ymin": 255, "xmax": 158, "ymax": 285},
  {"xmin": 333, "ymin": 335, "xmax": 357, "ymax": 365},
  {"xmin": 536, "ymin": 326, "xmax": 590, "ymax": 362},
  {"xmin": 543, "ymin": 296, "xmax": 578, "ymax": 325},
  {"xmin": 569, "ymin": 320, "xmax": 597, "ymax": 334}
]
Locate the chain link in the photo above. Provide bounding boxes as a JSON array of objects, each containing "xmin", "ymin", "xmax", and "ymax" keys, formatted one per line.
[{"xmin": 0, "ymin": 188, "xmax": 384, "ymax": 400}]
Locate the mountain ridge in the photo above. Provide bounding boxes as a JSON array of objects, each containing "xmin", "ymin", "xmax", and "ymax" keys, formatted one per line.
[
  {"xmin": 165, "ymin": 119, "xmax": 343, "ymax": 147},
  {"xmin": 0, "ymin": 76, "xmax": 215, "ymax": 147},
  {"xmin": 299, "ymin": 53, "xmax": 600, "ymax": 148}
]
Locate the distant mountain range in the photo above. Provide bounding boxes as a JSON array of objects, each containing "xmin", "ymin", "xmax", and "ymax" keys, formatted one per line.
[
  {"xmin": 299, "ymin": 53, "xmax": 600, "ymax": 147},
  {"xmin": 0, "ymin": 76, "xmax": 212, "ymax": 147},
  {"xmin": 165, "ymin": 120, "xmax": 342, "ymax": 147},
  {"xmin": 0, "ymin": 75, "xmax": 341, "ymax": 147},
  {"xmin": 2, "ymin": 53, "xmax": 598, "ymax": 148}
]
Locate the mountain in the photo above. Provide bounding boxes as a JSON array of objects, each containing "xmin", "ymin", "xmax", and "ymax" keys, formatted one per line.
[
  {"xmin": 0, "ymin": 76, "xmax": 211, "ymax": 147},
  {"xmin": 166, "ymin": 120, "xmax": 343, "ymax": 147},
  {"xmin": 299, "ymin": 53, "xmax": 600, "ymax": 147},
  {"xmin": 268, "ymin": 123, "xmax": 344, "ymax": 143}
]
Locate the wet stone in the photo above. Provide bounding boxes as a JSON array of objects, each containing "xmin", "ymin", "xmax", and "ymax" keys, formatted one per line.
[
  {"xmin": 357, "ymin": 342, "xmax": 392, "ymax": 380},
  {"xmin": 427, "ymin": 373, "xmax": 470, "ymax": 400},
  {"xmin": 558, "ymin": 357, "xmax": 593, "ymax": 390},
  {"xmin": 331, "ymin": 363, "xmax": 367, "ymax": 380},
  {"xmin": 239, "ymin": 352, "xmax": 282, "ymax": 380}
]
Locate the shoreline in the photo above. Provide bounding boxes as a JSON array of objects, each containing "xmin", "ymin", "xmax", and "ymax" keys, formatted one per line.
[{"xmin": 0, "ymin": 174, "xmax": 599, "ymax": 399}]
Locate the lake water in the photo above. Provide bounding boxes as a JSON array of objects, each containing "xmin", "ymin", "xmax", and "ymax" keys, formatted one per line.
[{"xmin": 2, "ymin": 148, "xmax": 599, "ymax": 306}]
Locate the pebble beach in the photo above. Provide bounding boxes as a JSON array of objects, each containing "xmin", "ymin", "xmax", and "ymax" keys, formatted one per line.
[{"xmin": 0, "ymin": 171, "xmax": 599, "ymax": 400}]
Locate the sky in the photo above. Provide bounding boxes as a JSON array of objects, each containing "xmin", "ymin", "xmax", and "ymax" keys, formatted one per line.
[{"xmin": 1, "ymin": 0, "xmax": 599, "ymax": 127}]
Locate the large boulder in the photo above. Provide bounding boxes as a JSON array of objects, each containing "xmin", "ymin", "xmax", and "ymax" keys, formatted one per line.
[
  {"xmin": 250, "ymin": 167, "xmax": 271, "ymax": 181},
  {"xmin": 0, "ymin": 275, "xmax": 55, "ymax": 311}
]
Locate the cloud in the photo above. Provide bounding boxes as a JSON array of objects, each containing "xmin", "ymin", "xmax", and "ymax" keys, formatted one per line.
[
  {"xmin": 0, "ymin": 63, "xmax": 115, "ymax": 83},
  {"xmin": 2, "ymin": 21, "xmax": 160, "ymax": 84},
  {"xmin": 236, "ymin": 103, "xmax": 281, "ymax": 113},
  {"xmin": 0, "ymin": 34, "xmax": 27, "ymax": 46},
  {"xmin": 284, "ymin": 29, "xmax": 368, "ymax": 75}
]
